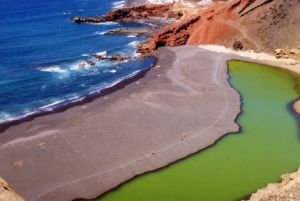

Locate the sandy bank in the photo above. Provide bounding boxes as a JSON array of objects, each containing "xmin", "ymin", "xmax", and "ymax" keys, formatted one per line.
[
  {"xmin": 0, "ymin": 46, "xmax": 241, "ymax": 201},
  {"xmin": 0, "ymin": 177, "xmax": 24, "ymax": 201},
  {"xmin": 198, "ymin": 45, "xmax": 300, "ymax": 74},
  {"xmin": 247, "ymin": 168, "xmax": 300, "ymax": 201}
]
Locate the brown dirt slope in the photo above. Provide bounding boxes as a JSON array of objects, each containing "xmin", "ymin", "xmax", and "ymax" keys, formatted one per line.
[{"xmin": 139, "ymin": 0, "xmax": 300, "ymax": 54}]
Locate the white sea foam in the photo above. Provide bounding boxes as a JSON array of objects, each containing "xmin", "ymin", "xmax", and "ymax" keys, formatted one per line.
[
  {"xmin": 39, "ymin": 100, "xmax": 65, "ymax": 110},
  {"xmin": 94, "ymin": 31, "xmax": 106, "ymax": 35},
  {"xmin": 69, "ymin": 96, "xmax": 79, "ymax": 101},
  {"xmin": 94, "ymin": 51, "xmax": 107, "ymax": 56},
  {"xmin": 63, "ymin": 11, "xmax": 71, "ymax": 15},
  {"xmin": 68, "ymin": 95, "xmax": 84, "ymax": 102},
  {"xmin": 128, "ymin": 40, "xmax": 139, "ymax": 47},
  {"xmin": 112, "ymin": 0, "xmax": 125, "ymax": 9},
  {"xmin": 0, "ymin": 112, "xmax": 14, "ymax": 123},
  {"xmin": 81, "ymin": 53, "xmax": 89, "ymax": 57},
  {"xmin": 89, "ymin": 22, "xmax": 119, "ymax": 26},
  {"xmin": 69, "ymin": 61, "xmax": 95, "ymax": 70},
  {"xmin": 127, "ymin": 34, "xmax": 137, "ymax": 38},
  {"xmin": 38, "ymin": 65, "xmax": 67, "ymax": 73},
  {"xmin": 110, "ymin": 69, "xmax": 117, "ymax": 73},
  {"xmin": 133, "ymin": 51, "xmax": 141, "ymax": 57}
]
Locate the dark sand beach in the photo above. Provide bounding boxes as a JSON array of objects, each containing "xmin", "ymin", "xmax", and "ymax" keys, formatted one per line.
[
  {"xmin": 1, "ymin": 42, "xmax": 300, "ymax": 200},
  {"xmin": 0, "ymin": 46, "xmax": 243, "ymax": 201}
]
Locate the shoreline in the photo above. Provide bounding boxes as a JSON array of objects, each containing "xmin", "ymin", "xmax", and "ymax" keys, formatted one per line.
[
  {"xmin": 1, "ymin": 44, "xmax": 299, "ymax": 200},
  {"xmin": 0, "ymin": 0, "xmax": 186, "ymax": 131},
  {"xmin": 198, "ymin": 45, "xmax": 300, "ymax": 116},
  {"xmin": 2, "ymin": 43, "xmax": 298, "ymax": 133},
  {"xmin": 0, "ymin": 58, "xmax": 156, "ymax": 133},
  {"xmin": 0, "ymin": 46, "xmax": 242, "ymax": 201}
]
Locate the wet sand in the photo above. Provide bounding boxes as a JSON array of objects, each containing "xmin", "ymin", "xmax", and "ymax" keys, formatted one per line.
[{"xmin": 0, "ymin": 46, "xmax": 243, "ymax": 201}]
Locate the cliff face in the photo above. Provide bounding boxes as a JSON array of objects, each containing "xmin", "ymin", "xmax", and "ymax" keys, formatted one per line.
[{"xmin": 138, "ymin": 0, "xmax": 300, "ymax": 54}]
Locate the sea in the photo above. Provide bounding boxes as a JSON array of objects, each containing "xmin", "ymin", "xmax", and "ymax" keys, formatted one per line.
[{"xmin": 0, "ymin": 0, "xmax": 156, "ymax": 124}]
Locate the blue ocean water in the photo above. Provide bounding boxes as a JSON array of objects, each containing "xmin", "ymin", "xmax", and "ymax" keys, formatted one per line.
[{"xmin": 0, "ymin": 0, "xmax": 155, "ymax": 123}]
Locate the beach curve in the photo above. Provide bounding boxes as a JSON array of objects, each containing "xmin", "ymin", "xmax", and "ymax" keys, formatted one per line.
[
  {"xmin": 1, "ymin": 45, "xmax": 299, "ymax": 201},
  {"xmin": 0, "ymin": 46, "xmax": 242, "ymax": 201}
]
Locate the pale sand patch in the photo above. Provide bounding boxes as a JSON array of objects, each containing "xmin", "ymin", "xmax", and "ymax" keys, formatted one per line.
[
  {"xmin": 198, "ymin": 45, "xmax": 300, "ymax": 73},
  {"xmin": 0, "ymin": 177, "xmax": 24, "ymax": 201},
  {"xmin": 293, "ymin": 101, "xmax": 300, "ymax": 115},
  {"xmin": 247, "ymin": 168, "xmax": 300, "ymax": 201}
]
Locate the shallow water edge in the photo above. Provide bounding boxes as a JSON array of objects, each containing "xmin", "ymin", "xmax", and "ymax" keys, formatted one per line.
[{"xmin": 0, "ymin": 56, "xmax": 156, "ymax": 133}]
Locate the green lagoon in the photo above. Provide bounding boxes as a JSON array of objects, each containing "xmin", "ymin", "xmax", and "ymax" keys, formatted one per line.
[{"xmin": 100, "ymin": 61, "xmax": 300, "ymax": 201}]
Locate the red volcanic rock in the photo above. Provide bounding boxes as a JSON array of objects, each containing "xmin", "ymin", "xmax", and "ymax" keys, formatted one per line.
[
  {"xmin": 72, "ymin": 4, "xmax": 183, "ymax": 23},
  {"xmin": 139, "ymin": 0, "xmax": 300, "ymax": 55},
  {"xmin": 138, "ymin": 0, "xmax": 243, "ymax": 54},
  {"xmin": 138, "ymin": 15, "xmax": 201, "ymax": 54}
]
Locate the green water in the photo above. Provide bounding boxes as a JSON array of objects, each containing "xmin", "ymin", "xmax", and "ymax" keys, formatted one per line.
[{"xmin": 99, "ymin": 61, "xmax": 300, "ymax": 201}]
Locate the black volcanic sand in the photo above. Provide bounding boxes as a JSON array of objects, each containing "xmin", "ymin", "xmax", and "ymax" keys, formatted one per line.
[{"xmin": 0, "ymin": 47, "xmax": 241, "ymax": 201}]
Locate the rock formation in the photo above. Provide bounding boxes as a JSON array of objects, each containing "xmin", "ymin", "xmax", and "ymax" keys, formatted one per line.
[
  {"xmin": 94, "ymin": 55, "xmax": 132, "ymax": 62},
  {"xmin": 72, "ymin": 4, "xmax": 183, "ymax": 23},
  {"xmin": 247, "ymin": 168, "xmax": 300, "ymax": 201},
  {"xmin": 104, "ymin": 28, "xmax": 152, "ymax": 37},
  {"xmin": 232, "ymin": 40, "xmax": 243, "ymax": 50},
  {"xmin": 0, "ymin": 177, "xmax": 24, "ymax": 201},
  {"xmin": 78, "ymin": 61, "xmax": 96, "ymax": 68}
]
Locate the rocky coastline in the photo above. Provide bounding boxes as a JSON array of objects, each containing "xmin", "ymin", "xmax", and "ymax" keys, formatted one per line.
[
  {"xmin": 137, "ymin": 0, "xmax": 300, "ymax": 58},
  {"xmin": 71, "ymin": 4, "xmax": 183, "ymax": 23},
  {"xmin": 71, "ymin": 0, "xmax": 300, "ymax": 61},
  {"xmin": 103, "ymin": 28, "xmax": 152, "ymax": 37}
]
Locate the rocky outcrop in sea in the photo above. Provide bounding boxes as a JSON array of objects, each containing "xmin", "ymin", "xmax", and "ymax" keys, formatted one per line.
[{"xmin": 72, "ymin": 4, "xmax": 183, "ymax": 23}]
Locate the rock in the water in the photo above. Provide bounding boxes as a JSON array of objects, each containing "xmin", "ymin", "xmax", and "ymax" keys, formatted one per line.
[
  {"xmin": 94, "ymin": 55, "xmax": 131, "ymax": 62},
  {"xmin": 0, "ymin": 177, "xmax": 24, "ymax": 201},
  {"xmin": 78, "ymin": 61, "xmax": 96, "ymax": 68},
  {"xmin": 104, "ymin": 28, "xmax": 151, "ymax": 37}
]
